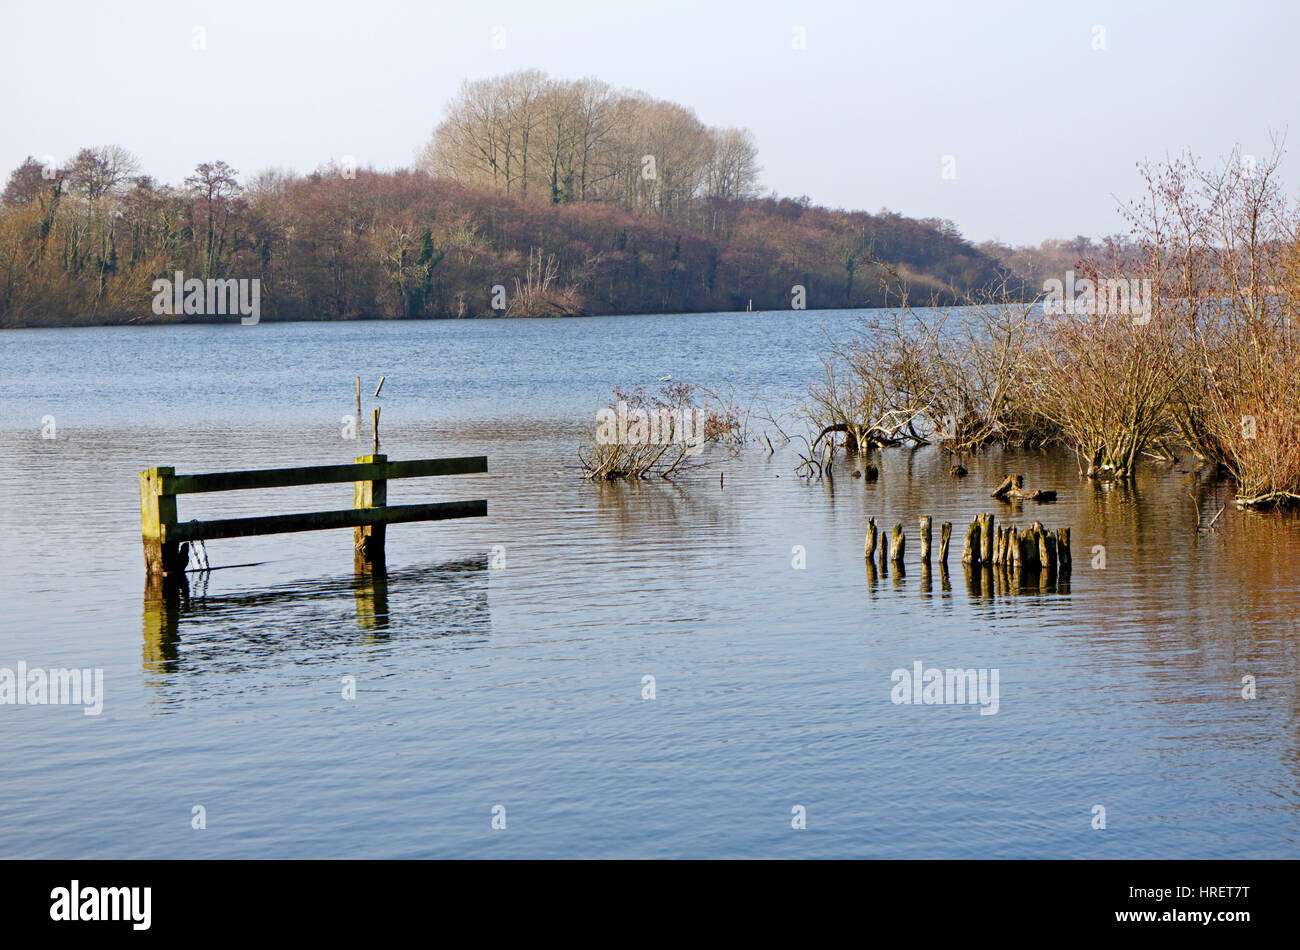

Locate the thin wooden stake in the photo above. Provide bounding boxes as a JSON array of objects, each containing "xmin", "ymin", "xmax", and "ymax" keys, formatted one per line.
[
  {"xmin": 919, "ymin": 515, "xmax": 932, "ymax": 563},
  {"xmin": 939, "ymin": 521, "xmax": 952, "ymax": 565},
  {"xmin": 374, "ymin": 376, "xmax": 386, "ymax": 398},
  {"xmin": 372, "ymin": 407, "xmax": 381, "ymax": 454}
]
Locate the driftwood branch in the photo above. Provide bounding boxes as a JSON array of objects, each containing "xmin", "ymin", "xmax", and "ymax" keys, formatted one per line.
[{"xmin": 991, "ymin": 473, "xmax": 1057, "ymax": 503}]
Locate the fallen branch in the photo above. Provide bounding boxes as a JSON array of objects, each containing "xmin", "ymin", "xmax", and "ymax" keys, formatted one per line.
[
  {"xmin": 1233, "ymin": 491, "xmax": 1300, "ymax": 509},
  {"xmin": 991, "ymin": 473, "xmax": 1057, "ymax": 503}
]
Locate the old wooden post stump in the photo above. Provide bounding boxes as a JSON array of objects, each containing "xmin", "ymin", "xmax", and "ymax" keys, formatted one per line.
[
  {"xmin": 978, "ymin": 513, "xmax": 995, "ymax": 563},
  {"xmin": 1056, "ymin": 527, "xmax": 1072, "ymax": 570},
  {"xmin": 961, "ymin": 517, "xmax": 981, "ymax": 565},
  {"xmin": 889, "ymin": 524, "xmax": 906, "ymax": 563}
]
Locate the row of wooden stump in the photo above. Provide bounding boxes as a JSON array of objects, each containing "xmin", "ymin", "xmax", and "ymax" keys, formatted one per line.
[{"xmin": 864, "ymin": 514, "xmax": 1072, "ymax": 572}]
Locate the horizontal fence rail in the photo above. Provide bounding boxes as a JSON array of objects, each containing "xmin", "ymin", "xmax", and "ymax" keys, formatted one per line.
[
  {"xmin": 139, "ymin": 454, "xmax": 487, "ymax": 578},
  {"xmin": 164, "ymin": 456, "xmax": 487, "ymax": 495},
  {"xmin": 169, "ymin": 500, "xmax": 488, "ymax": 543}
]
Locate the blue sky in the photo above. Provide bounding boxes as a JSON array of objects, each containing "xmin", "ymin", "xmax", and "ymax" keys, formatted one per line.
[{"xmin": 2, "ymin": 0, "xmax": 1295, "ymax": 244}]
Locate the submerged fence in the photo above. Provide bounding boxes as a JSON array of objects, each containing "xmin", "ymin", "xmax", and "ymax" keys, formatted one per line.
[{"xmin": 139, "ymin": 453, "xmax": 487, "ymax": 577}]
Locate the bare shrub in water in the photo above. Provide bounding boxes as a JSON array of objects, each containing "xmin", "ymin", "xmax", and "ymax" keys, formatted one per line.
[
  {"xmin": 811, "ymin": 144, "xmax": 1300, "ymax": 505},
  {"xmin": 1124, "ymin": 142, "xmax": 1300, "ymax": 504},
  {"xmin": 912, "ymin": 286, "xmax": 1058, "ymax": 451},
  {"xmin": 806, "ymin": 329, "xmax": 900, "ymax": 453},
  {"xmin": 806, "ymin": 277, "xmax": 1053, "ymax": 455},
  {"xmin": 579, "ymin": 380, "xmax": 741, "ymax": 480},
  {"xmin": 505, "ymin": 247, "xmax": 586, "ymax": 317},
  {"xmin": 1026, "ymin": 307, "xmax": 1183, "ymax": 478}
]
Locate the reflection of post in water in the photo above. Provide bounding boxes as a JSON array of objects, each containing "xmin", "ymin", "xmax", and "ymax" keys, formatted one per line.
[
  {"xmin": 1001, "ymin": 558, "xmax": 1072, "ymax": 596},
  {"xmin": 352, "ymin": 465, "xmax": 390, "ymax": 632},
  {"xmin": 142, "ymin": 572, "xmax": 188, "ymax": 674},
  {"xmin": 864, "ymin": 556, "xmax": 879, "ymax": 591},
  {"xmin": 963, "ymin": 561, "xmax": 982, "ymax": 597},
  {"xmin": 992, "ymin": 563, "xmax": 1010, "ymax": 597},
  {"xmin": 939, "ymin": 562, "xmax": 951, "ymax": 593},
  {"xmin": 919, "ymin": 561, "xmax": 932, "ymax": 598},
  {"xmin": 353, "ymin": 567, "xmax": 390, "ymax": 633},
  {"xmin": 141, "ymin": 556, "xmax": 490, "ymax": 684}
]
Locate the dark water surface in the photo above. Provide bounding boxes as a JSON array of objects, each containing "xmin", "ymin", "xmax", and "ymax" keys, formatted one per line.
[{"xmin": 2, "ymin": 311, "xmax": 1298, "ymax": 858}]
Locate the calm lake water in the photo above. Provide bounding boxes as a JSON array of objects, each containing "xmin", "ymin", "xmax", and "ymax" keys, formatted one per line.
[{"xmin": 1, "ymin": 310, "xmax": 1298, "ymax": 858}]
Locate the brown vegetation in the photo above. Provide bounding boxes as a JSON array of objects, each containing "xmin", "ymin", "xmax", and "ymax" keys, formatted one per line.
[
  {"xmin": 0, "ymin": 74, "xmax": 1012, "ymax": 328},
  {"xmin": 810, "ymin": 144, "xmax": 1300, "ymax": 509},
  {"xmin": 806, "ymin": 276, "xmax": 1053, "ymax": 457},
  {"xmin": 579, "ymin": 381, "xmax": 745, "ymax": 480}
]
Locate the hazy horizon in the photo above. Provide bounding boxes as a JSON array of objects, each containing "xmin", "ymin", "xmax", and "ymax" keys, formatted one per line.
[{"xmin": 2, "ymin": 0, "xmax": 1296, "ymax": 246}]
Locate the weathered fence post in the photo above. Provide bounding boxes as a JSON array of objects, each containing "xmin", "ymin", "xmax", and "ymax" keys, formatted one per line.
[
  {"xmin": 1038, "ymin": 527, "xmax": 1058, "ymax": 573},
  {"xmin": 889, "ymin": 524, "xmax": 906, "ymax": 563},
  {"xmin": 139, "ymin": 466, "xmax": 183, "ymax": 576},
  {"xmin": 961, "ymin": 517, "xmax": 981, "ymax": 565},
  {"xmin": 1056, "ymin": 527, "xmax": 1072, "ymax": 570},
  {"xmin": 919, "ymin": 515, "xmax": 932, "ymax": 563},
  {"xmin": 979, "ymin": 513, "xmax": 995, "ymax": 564},
  {"xmin": 1022, "ymin": 528, "xmax": 1040, "ymax": 569},
  {"xmin": 354, "ymin": 453, "xmax": 387, "ymax": 572},
  {"xmin": 939, "ymin": 521, "xmax": 952, "ymax": 565},
  {"xmin": 864, "ymin": 518, "xmax": 878, "ymax": 560}
]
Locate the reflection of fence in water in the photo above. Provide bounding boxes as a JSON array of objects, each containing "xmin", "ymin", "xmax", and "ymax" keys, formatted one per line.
[
  {"xmin": 863, "ymin": 559, "xmax": 1073, "ymax": 600},
  {"xmin": 142, "ymin": 556, "xmax": 491, "ymax": 679}
]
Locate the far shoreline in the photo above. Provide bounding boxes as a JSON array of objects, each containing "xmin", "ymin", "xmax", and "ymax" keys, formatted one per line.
[{"xmin": 0, "ymin": 305, "xmax": 928, "ymax": 332}]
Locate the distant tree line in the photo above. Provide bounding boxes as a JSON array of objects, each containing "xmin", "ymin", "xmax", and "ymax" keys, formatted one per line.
[
  {"xmin": 977, "ymin": 235, "xmax": 1139, "ymax": 292},
  {"xmin": 0, "ymin": 73, "xmax": 1020, "ymax": 328}
]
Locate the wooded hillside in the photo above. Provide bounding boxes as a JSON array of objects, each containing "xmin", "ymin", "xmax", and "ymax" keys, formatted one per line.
[{"xmin": 0, "ymin": 71, "xmax": 1017, "ymax": 327}]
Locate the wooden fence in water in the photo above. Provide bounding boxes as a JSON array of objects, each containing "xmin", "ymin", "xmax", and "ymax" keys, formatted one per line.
[{"xmin": 138, "ymin": 453, "xmax": 487, "ymax": 578}]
